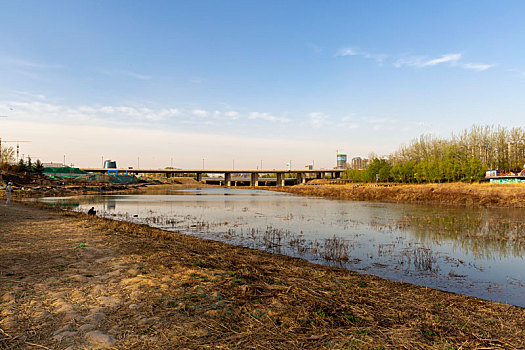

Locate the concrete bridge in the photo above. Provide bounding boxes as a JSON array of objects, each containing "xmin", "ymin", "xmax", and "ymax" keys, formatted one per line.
[{"xmin": 79, "ymin": 168, "xmax": 344, "ymax": 187}]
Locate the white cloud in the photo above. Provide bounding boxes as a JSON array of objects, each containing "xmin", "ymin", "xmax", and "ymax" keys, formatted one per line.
[
  {"xmin": 339, "ymin": 116, "xmax": 360, "ymax": 130},
  {"xmin": 460, "ymin": 63, "xmax": 494, "ymax": 71},
  {"xmin": 422, "ymin": 53, "xmax": 462, "ymax": 66},
  {"xmin": 192, "ymin": 109, "xmax": 209, "ymax": 117},
  {"xmin": 1, "ymin": 56, "xmax": 62, "ymax": 69},
  {"xmin": 224, "ymin": 111, "xmax": 240, "ymax": 119},
  {"xmin": 394, "ymin": 54, "xmax": 462, "ymax": 68},
  {"xmin": 394, "ymin": 53, "xmax": 493, "ymax": 71},
  {"xmin": 122, "ymin": 70, "xmax": 152, "ymax": 80},
  {"xmin": 248, "ymin": 112, "xmax": 289, "ymax": 123},
  {"xmin": 309, "ymin": 112, "xmax": 328, "ymax": 128},
  {"xmin": 213, "ymin": 110, "xmax": 240, "ymax": 120},
  {"xmin": 12, "ymin": 90, "xmax": 47, "ymax": 100},
  {"xmin": 336, "ymin": 47, "xmax": 387, "ymax": 64},
  {"xmin": 0, "ymin": 101, "xmax": 180, "ymax": 124},
  {"xmin": 97, "ymin": 68, "xmax": 152, "ymax": 80}
]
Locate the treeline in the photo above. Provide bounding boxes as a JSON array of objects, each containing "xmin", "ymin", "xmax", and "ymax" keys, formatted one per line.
[
  {"xmin": 345, "ymin": 125, "xmax": 525, "ymax": 183},
  {"xmin": 1, "ymin": 153, "xmax": 44, "ymax": 173}
]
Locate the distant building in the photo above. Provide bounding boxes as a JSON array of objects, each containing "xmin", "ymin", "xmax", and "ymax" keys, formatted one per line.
[
  {"xmin": 104, "ymin": 160, "xmax": 117, "ymax": 169},
  {"xmin": 351, "ymin": 157, "xmax": 362, "ymax": 170},
  {"xmin": 336, "ymin": 154, "xmax": 347, "ymax": 169},
  {"xmin": 42, "ymin": 162, "xmax": 66, "ymax": 168},
  {"xmin": 350, "ymin": 157, "xmax": 369, "ymax": 170}
]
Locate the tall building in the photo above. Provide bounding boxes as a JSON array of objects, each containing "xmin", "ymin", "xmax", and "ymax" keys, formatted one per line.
[
  {"xmin": 350, "ymin": 157, "xmax": 369, "ymax": 170},
  {"xmin": 336, "ymin": 154, "xmax": 347, "ymax": 169},
  {"xmin": 351, "ymin": 157, "xmax": 362, "ymax": 170}
]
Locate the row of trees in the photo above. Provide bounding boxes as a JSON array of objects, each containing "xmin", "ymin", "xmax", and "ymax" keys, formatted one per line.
[
  {"xmin": 1, "ymin": 146, "xmax": 44, "ymax": 173},
  {"xmin": 345, "ymin": 125, "xmax": 525, "ymax": 183}
]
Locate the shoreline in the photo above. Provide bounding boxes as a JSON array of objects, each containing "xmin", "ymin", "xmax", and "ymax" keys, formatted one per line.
[
  {"xmin": 1, "ymin": 201, "xmax": 524, "ymax": 349},
  {"xmin": 268, "ymin": 181, "xmax": 525, "ymax": 208}
]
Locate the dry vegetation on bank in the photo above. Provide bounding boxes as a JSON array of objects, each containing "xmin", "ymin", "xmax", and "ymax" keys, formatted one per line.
[
  {"xmin": 1, "ymin": 202, "xmax": 524, "ymax": 349},
  {"xmin": 274, "ymin": 181, "xmax": 525, "ymax": 208}
]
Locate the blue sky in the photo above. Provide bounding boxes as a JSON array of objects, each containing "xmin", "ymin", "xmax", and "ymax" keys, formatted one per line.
[{"xmin": 1, "ymin": 1, "xmax": 525, "ymax": 169}]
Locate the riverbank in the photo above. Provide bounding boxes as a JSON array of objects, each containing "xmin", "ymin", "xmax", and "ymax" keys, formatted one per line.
[
  {"xmin": 1, "ymin": 202, "xmax": 524, "ymax": 349},
  {"xmin": 273, "ymin": 181, "xmax": 525, "ymax": 208},
  {"xmin": 0, "ymin": 176, "xmax": 210, "ymax": 200}
]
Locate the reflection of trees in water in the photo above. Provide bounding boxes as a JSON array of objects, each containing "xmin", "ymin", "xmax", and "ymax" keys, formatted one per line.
[{"xmin": 382, "ymin": 208, "xmax": 525, "ymax": 259}]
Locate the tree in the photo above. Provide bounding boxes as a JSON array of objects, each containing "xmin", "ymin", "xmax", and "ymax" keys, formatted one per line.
[
  {"xmin": 34, "ymin": 159, "xmax": 44, "ymax": 173},
  {"xmin": 0, "ymin": 146, "xmax": 15, "ymax": 165}
]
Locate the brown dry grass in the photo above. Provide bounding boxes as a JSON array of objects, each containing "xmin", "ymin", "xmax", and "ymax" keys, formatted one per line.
[
  {"xmin": 273, "ymin": 182, "xmax": 525, "ymax": 208},
  {"xmin": 1, "ymin": 202, "xmax": 524, "ymax": 349}
]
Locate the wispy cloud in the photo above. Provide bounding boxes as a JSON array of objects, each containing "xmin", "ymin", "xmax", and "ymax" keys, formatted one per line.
[
  {"xmin": 248, "ymin": 112, "xmax": 289, "ymax": 123},
  {"xmin": 337, "ymin": 48, "xmax": 493, "ymax": 72},
  {"xmin": 12, "ymin": 90, "xmax": 47, "ymax": 100},
  {"xmin": 98, "ymin": 68, "xmax": 152, "ymax": 80},
  {"xmin": 122, "ymin": 70, "xmax": 152, "ymax": 80},
  {"xmin": 0, "ymin": 56, "xmax": 63, "ymax": 69},
  {"xmin": 339, "ymin": 116, "xmax": 359, "ymax": 130},
  {"xmin": 192, "ymin": 109, "xmax": 209, "ymax": 117},
  {"xmin": 423, "ymin": 53, "xmax": 462, "ymax": 66},
  {"xmin": 309, "ymin": 112, "xmax": 328, "ymax": 128},
  {"xmin": 394, "ymin": 53, "xmax": 493, "ymax": 71},
  {"xmin": 394, "ymin": 53, "xmax": 462, "ymax": 68},
  {"xmin": 0, "ymin": 99, "xmax": 295, "ymax": 128},
  {"xmin": 336, "ymin": 47, "xmax": 387, "ymax": 65},
  {"xmin": 460, "ymin": 63, "xmax": 494, "ymax": 71}
]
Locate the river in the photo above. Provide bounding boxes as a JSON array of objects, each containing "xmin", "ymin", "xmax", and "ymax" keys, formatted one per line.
[{"xmin": 37, "ymin": 187, "xmax": 525, "ymax": 307}]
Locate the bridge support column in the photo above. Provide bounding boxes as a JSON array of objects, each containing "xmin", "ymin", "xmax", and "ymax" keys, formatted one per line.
[
  {"xmin": 297, "ymin": 172, "xmax": 306, "ymax": 184},
  {"xmin": 250, "ymin": 173, "xmax": 259, "ymax": 187},
  {"xmin": 196, "ymin": 173, "xmax": 202, "ymax": 182},
  {"xmin": 224, "ymin": 173, "xmax": 231, "ymax": 187},
  {"xmin": 276, "ymin": 173, "xmax": 285, "ymax": 187}
]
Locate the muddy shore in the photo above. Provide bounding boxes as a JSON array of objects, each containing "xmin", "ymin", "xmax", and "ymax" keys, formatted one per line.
[{"xmin": 1, "ymin": 199, "xmax": 524, "ymax": 349}]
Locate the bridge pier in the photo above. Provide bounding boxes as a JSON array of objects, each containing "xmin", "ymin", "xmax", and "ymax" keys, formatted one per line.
[
  {"xmin": 250, "ymin": 173, "xmax": 259, "ymax": 187},
  {"xmin": 296, "ymin": 172, "xmax": 305, "ymax": 184},
  {"xmin": 196, "ymin": 173, "xmax": 202, "ymax": 182},
  {"xmin": 276, "ymin": 173, "xmax": 285, "ymax": 187},
  {"xmin": 224, "ymin": 173, "xmax": 232, "ymax": 187}
]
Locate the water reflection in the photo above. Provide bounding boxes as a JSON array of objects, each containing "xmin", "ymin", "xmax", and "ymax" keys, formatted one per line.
[{"xmin": 36, "ymin": 188, "xmax": 525, "ymax": 307}]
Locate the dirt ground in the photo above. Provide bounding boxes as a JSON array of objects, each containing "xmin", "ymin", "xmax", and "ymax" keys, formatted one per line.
[{"xmin": 1, "ymin": 202, "xmax": 524, "ymax": 349}]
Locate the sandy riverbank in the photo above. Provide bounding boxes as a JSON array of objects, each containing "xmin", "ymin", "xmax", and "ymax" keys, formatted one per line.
[
  {"xmin": 272, "ymin": 181, "xmax": 525, "ymax": 208},
  {"xmin": 1, "ymin": 202, "xmax": 524, "ymax": 349}
]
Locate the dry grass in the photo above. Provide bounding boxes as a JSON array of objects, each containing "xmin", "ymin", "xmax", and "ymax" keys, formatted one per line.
[
  {"xmin": 1, "ymin": 202, "xmax": 524, "ymax": 349},
  {"xmin": 273, "ymin": 182, "xmax": 525, "ymax": 208}
]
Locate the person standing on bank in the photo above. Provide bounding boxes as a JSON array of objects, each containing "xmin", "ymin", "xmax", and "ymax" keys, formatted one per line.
[{"xmin": 5, "ymin": 181, "xmax": 13, "ymax": 205}]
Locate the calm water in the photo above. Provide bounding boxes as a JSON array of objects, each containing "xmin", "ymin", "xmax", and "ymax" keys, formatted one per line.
[{"xmin": 37, "ymin": 188, "xmax": 525, "ymax": 307}]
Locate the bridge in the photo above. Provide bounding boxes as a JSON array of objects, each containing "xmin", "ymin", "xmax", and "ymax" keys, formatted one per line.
[{"xmin": 79, "ymin": 168, "xmax": 344, "ymax": 187}]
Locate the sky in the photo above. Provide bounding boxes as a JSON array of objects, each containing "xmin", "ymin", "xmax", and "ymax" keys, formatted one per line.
[{"xmin": 1, "ymin": 1, "xmax": 525, "ymax": 169}]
